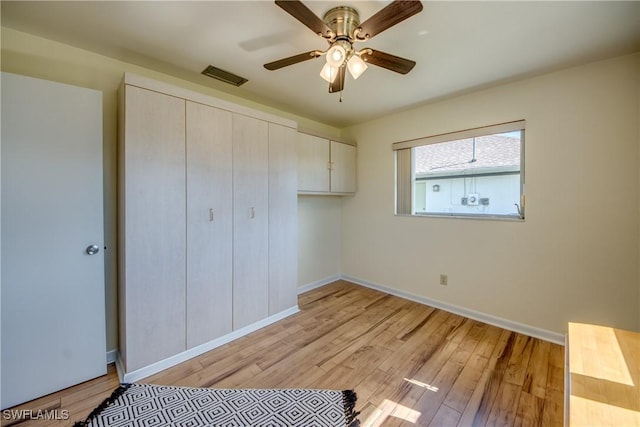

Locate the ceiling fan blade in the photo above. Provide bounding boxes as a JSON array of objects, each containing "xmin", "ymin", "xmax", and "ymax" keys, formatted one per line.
[
  {"xmin": 264, "ymin": 51, "xmax": 321, "ymax": 70},
  {"xmin": 356, "ymin": 0, "xmax": 423, "ymax": 40},
  {"xmin": 361, "ymin": 49, "xmax": 416, "ymax": 74},
  {"xmin": 275, "ymin": 0, "xmax": 332, "ymax": 38},
  {"xmin": 329, "ymin": 66, "xmax": 345, "ymax": 93}
]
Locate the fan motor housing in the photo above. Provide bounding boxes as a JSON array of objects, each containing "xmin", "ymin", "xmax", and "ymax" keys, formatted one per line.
[{"xmin": 323, "ymin": 6, "xmax": 360, "ymax": 39}]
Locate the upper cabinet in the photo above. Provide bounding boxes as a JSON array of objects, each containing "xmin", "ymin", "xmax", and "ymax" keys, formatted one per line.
[
  {"xmin": 297, "ymin": 133, "xmax": 330, "ymax": 193},
  {"xmin": 330, "ymin": 140, "xmax": 356, "ymax": 194},
  {"xmin": 297, "ymin": 132, "xmax": 356, "ymax": 195}
]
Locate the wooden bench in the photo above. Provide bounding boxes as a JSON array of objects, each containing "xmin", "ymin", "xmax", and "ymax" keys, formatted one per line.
[{"xmin": 566, "ymin": 322, "xmax": 640, "ymax": 426}]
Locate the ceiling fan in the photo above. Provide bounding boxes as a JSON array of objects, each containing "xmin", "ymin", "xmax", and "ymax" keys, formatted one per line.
[{"xmin": 264, "ymin": 0, "xmax": 423, "ymax": 95}]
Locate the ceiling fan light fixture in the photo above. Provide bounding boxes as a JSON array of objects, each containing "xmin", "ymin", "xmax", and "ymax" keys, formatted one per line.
[
  {"xmin": 326, "ymin": 44, "xmax": 347, "ymax": 67},
  {"xmin": 347, "ymin": 54, "xmax": 368, "ymax": 79},
  {"xmin": 320, "ymin": 63, "xmax": 340, "ymax": 83},
  {"xmin": 266, "ymin": 0, "xmax": 423, "ymax": 96}
]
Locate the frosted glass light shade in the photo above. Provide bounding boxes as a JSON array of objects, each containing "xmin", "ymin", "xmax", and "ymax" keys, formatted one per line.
[
  {"xmin": 320, "ymin": 63, "xmax": 339, "ymax": 83},
  {"xmin": 347, "ymin": 55, "xmax": 368, "ymax": 79},
  {"xmin": 326, "ymin": 45, "xmax": 346, "ymax": 67}
]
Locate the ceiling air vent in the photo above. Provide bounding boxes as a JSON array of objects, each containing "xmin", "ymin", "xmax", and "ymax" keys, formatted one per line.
[{"xmin": 201, "ymin": 65, "xmax": 248, "ymax": 87}]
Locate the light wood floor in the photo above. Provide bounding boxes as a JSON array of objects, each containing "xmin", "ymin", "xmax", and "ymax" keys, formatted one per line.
[{"xmin": 2, "ymin": 280, "xmax": 564, "ymax": 427}]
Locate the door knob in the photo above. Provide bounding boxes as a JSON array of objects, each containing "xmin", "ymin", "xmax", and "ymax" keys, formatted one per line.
[{"xmin": 86, "ymin": 245, "xmax": 100, "ymax": 255}]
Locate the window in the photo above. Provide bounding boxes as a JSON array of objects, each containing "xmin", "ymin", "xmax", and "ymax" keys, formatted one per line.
[{"xmin": 394, "ymin": 121, "xmax": 525, "ymax": 219}]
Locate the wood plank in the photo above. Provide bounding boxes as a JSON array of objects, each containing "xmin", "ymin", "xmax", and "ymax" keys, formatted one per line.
[
  {"xmin": 505, "ymin": 334, "xmax": 535, "ymax": 386},
  {"xmin": 547, "ymin": 342, "xmax": 565, "ymax": 392},
  {"xmin": 428, "ymin": 404, "xmax": 462, "ymax": 427},
  {"xmin": 522, "ymin": 340, "xmax": 551, "ymax": 399},
  {"xmin": 542, "ymin": 388, "xmax": 565, "ymax": 427},
  {"xmin": 409, "ymin": 360, "xmax": 467, "ymax": 425},
  {"xmin": 485, "ymin": 382, "xmax": 522, "ymax": 426},
  {"xmin": 514, "ymin": 391, "xmax": 545, "ymax": 427},
  {"xmin": 443, "ymin": 325, "xmax": 500, "ymax": 413}
]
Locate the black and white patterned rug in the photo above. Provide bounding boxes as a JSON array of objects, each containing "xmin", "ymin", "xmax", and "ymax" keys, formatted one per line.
[{"xmin": 74, "ymin": 383, "xmax": 360, "ymax": 427}]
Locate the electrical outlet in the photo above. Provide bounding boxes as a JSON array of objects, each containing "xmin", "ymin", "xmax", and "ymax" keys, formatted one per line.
[{"xmin": 440, "ymin": 274, "xmax": 448, "ymax": 286}]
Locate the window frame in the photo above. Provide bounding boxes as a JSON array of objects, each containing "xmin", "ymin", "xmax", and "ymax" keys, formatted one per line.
[{"xmin": 393, "ymin": 120, "xmax": 525, "ymax": 221}]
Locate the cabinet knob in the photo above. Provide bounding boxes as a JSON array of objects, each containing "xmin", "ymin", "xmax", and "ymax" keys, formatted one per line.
[
  {"xmin": 249, "ymin": 207, "xmax": 255, "ymax": 219},
  {"xmin": 209, "ymin": 208, "xmax": 214, "ymax": 222}
]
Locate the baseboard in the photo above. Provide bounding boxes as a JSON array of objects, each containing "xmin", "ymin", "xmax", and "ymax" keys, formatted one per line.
[
  {"xmin": 106, "ymin": 349, "xmax": 118, "ymax": 364},
  {"xmin": 114, "ymin": 353, "xmax": 126, "ymax": 383},
  {"xmin": 297, "ymin": 275, "xmax": 341, "ymax": 294},
  {"xmin": 116, "ymin": 305, "xmax": 300, "ymax": 383},
  {"xmin": 342, "ymin": 274, "xmax": 565, "ymax": 345}
]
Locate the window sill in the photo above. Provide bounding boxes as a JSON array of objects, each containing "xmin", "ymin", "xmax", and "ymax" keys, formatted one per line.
[{"xmin": 395, "ymin": 213, "xmax": 525, "ymax": 222}]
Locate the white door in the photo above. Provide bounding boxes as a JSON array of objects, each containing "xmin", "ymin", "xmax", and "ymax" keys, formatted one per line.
[
  {"xmin": 1, "ymin": 72, "xmax": 106, "ymax": 409},
  {"xmin": 232, "ymin": 114, "xmax": 269, "ymax": 329},
  {"xmin": 120, "ymin": 85, "xmax": 186, "ymax": 372},
  {"xmin": 268, "ymin": 124, "xmax": 298, "ymax": 315},
  {"xmin": 186, "ymin": 101, "xmax": 233, "ymax": 348}
]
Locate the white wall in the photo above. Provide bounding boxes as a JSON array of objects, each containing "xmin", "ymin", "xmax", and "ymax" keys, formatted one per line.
[
  {"xmin": 297, "ymin": 196, "xmax": 343, "ymax": 287},
  {"xmin": 342, "ymin": 53, "xmax": 640, "ymax": 334}
]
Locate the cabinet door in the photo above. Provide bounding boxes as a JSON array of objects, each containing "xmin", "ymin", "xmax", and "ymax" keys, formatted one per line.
[
  {"xmin": 186, "ymin": 101, "xmax": 233, "ymax": 348},
  {"xmin": 233, "ymin": 114, "xmax": 269, "ymax": 329},
  {"xmin": 330, "ymin": 141, "xmax": 357, "ymax": 194},
  {"xmin": 268, "ymin": 124, "xmax": 298, "ymax": 315},
  {"xmin": 297, "ymin": 133, "xmax": 330, "ymax": 192},
  {"xmin": 122, "ymin": 85, "xmax": 186, "ymax": 371}
]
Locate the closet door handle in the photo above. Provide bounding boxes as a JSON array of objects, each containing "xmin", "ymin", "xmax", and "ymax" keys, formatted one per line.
[
  {"xmin": 209, "ymin": 208, "xmax": 214, "ymax": 222},
  {"xmin": 249, "ymin": 207, "xmax": 255, "ymax": 219}
]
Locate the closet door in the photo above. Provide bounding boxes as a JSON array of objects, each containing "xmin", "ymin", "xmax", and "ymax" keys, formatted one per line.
[
  {"xmin": 232, "ymin": 114, "xmax": 269, "ymax": 329},
  {"xmin": 121, "ymin": 85, "xmax": 186, "ymax": 371},
  {"xmin": 186, "ymin": 101, "xmax": 233, "ymax": 348},
  {"xmin": 268, "ymin": 124, "xmax": 298, "ymax": 314}
]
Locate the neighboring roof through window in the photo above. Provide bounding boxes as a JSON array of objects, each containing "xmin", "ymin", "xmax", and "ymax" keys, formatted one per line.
[{"xmin": 414, "ymin": 133, "xmax": 521, "ymax": 177}]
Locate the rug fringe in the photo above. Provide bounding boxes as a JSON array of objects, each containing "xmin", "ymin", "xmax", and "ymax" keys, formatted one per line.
[
  {"xmin": 342, "ymin": 389, "xmax": 361, "ymax": 427},
  {"xmin": 73, "ymin": 383, "xmax": 131, "ymax": 427}
]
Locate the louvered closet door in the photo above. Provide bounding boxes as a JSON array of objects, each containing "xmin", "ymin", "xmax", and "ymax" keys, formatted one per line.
[
  {"xmin": 122, "ymin": 85, "xmax": 186, "ymax": 371},
  {"xmin": 186, "ymin": 101, "xmax": 233, "ymax": 348},
  {"xmin": 232, "ymin": 114, "xmax": 269, "ymax": 329}
]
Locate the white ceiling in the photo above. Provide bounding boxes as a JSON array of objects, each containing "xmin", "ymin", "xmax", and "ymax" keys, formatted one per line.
[{"xmin": 2, "ymin": 1, "xmax": 639, "ymax": 128}]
